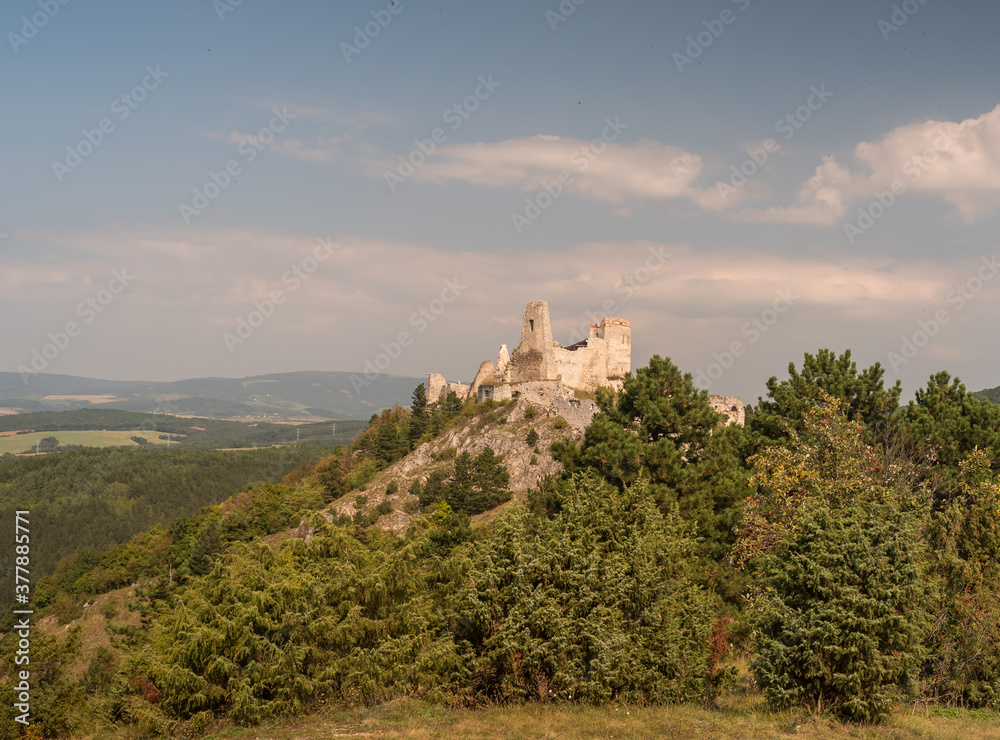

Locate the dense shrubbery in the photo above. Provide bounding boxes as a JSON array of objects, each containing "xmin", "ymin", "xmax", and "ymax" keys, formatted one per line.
[
  {"xmin": 119, "ymin": 521, "xmax": 461, "ymax": 733},
  {"xmin": 456, "ymin": 476, "xmax": 722, "ymax": 704},
  {"xmin": 752, "ymin": 500, "xmax": 926, "ymax": 722},
  {"xmin": 111, "ymin": 476, "xmax": 726, "ymax": 734},
  {"xmin": 740, "ymin": 390, "xmax": 1000, "ymax": 719}
]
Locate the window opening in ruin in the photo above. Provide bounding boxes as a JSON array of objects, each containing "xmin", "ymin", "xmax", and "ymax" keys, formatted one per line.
[{"xmin": 529, "ymin": 319, "xmax": 534, "ymax": 331}]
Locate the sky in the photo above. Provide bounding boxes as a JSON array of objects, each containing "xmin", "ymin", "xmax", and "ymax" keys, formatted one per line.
[{"xmin": 3, "ymin": 0, "xmax": 1000, "ymax": 405}]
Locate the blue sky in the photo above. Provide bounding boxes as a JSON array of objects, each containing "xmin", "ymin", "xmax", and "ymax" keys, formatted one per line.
[{"xmin": 3, "ymin": 0, "xmax": 1000, "ymax": 404}]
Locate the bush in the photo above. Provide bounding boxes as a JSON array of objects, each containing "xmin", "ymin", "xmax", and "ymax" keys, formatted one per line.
[
  {"xmin": 385, "ymin": 480, "xmax": 399, "ymax": 496},
  {"xmin": 526, "ymin": 429, "xmax": 539, "ymax": 447},
  {"xmin": 752, "ymin": 500, "xmax": 926, "ymax": 723},
  {"xmin": 523, "ymin": 406, "xmax": 536, "ymax": 420},
  {"xmin": 120, "ymin": 525, "xmax": 461, "ymax": 728},
  {"xmin": 345, "ymin": 457, "xmax": 378, "ymax": 491},
  {"xmin": 553, "ymin": 417, "xmax": 568, "ymax": 430},
  {"xmin": 456, "ymin": 475, "xmax": 720, "ymax": 704},
  {"xmin": 52, "ymin": 593, "xmax": 84, "ymax": 625},
  {"xmin": 920, "ymin": 451, "xmax": 1000, "ymax": 707}
]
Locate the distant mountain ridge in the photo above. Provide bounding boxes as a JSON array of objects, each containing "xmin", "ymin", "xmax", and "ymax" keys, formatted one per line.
[
  {"xmin": 973, "ymin": 385, "xmax": 1000, "ymax": 404},
  {"xmin": 0, "ymin": 370, "xmax": 424, "ymax": 421}
]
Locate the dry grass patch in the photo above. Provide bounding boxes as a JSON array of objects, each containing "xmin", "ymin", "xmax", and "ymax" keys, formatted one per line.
[{"xmin": 171, "ymin": 695, "xmax": 1000, "ymax": 740}]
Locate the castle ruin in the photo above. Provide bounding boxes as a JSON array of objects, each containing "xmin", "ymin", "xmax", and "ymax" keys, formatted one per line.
[{"xmin": 428, "ymin": 300, "xmax": 744, "ymax": 427}]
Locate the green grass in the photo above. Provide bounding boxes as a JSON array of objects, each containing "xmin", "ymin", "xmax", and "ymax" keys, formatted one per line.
[
  {"xmin": 0, "ymin": 429, "xmax": 181, "ymax": 454},
  {"xmin": 97, "ymin": 695, "xmax": 996, "ymax": 740}
]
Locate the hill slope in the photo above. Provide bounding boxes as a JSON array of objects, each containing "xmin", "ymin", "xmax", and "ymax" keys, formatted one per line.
[
  {"xmin": 973, "ymin": 385, "xmax": 1000, "ymax": 404},
  {"xmin": 328, "ymin": 395, "xmax": 588, "ymax": 532}
]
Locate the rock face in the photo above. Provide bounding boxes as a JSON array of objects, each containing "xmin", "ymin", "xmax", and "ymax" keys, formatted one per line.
[{"xmin": 328, "ymin": 395, "xmax": 587, "ymax": 533}]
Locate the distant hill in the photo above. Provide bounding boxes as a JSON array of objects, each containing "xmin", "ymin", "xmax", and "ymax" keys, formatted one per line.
[
  {"xmin": 0, "ymin": 408, "xmax": 366, "ymax": 450},
  {"xmin": 973, "ymin": 385, "xmax": 1000, "ymax": 404},
  {"xmin": 0, "ymin": 370, "xmax": 424, "ymax": 421}
]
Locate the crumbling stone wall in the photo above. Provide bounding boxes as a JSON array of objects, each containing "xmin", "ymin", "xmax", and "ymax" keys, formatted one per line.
[
  {"xmin": 427, "ymin": 300, "xmax": 744, "ymax": 428},
  {"xmin": 426, "ymin": 372, "xmax": 470, "ymax": 403},
  {"xmin": 708, "ymin": 395, "xmax": 745, "ymax": 427},
  {"xmin": 506, "ymin": 301, "xmax": 630, "ymax": 393}
]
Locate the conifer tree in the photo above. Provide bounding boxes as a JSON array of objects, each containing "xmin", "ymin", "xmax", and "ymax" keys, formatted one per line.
[
  {"xmin": 898, "ymin": 371, "xmax": 1000, "ymax": 496},
  {"xmin": 753, "ymin": 499, "xmax": 925, "ymax": 723},
  {"xmin": 554, "ymin": 355, "xmax": 747, "ymax": 600},
  {"xmin": 408, "ymin": 383, "xmax": 429, "ymax": 449},
  {"xmin": 751, "ymin": 349, "xmax": 901, "ymax": 444},
  {"xmin": 458, "ymin": 475, "xmax": 720, "ymax": 704}
]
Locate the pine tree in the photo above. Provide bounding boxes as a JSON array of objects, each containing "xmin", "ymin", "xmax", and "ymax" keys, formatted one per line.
[
  {"xmin": 751, "ymin": 348, "xmax": 901, "ymax": 444},
  {"xmin": 187, "ymin": 520, "xmax": 223, "ymax": 575},
  {"xmin": 898, "ymin": 371, "xmax": 1000, "ymax": 496},
  {"xmin": 408, "ymin": 383, "xmax": 429, "ymax": 449},
  {"xmin": 318, "ymin": 455, "xmax": 346, "ymax": 502},
  {"xmin": 554, "ymin": 355, "xmax": 747, "ymax": 601},
  {"xmin": 447, "ymin": 447, "xmax": 510, "ymax": 515}
]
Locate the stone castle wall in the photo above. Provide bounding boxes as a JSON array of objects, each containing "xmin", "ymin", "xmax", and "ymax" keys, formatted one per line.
[
  {"xmin": 708, "ymin": 395, "xmax": 745, "ymax": 426},
  {"xmin": 428, "ymin": 300, "xmax": 744, "ymax": 428}
]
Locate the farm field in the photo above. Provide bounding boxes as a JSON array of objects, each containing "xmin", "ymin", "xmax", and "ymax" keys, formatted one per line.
[{"xmin": 0, "ymin": 429, "xmax": 182, "ymax": 454}]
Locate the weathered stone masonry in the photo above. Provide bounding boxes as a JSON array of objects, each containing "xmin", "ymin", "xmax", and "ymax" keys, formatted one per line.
[{"xmin": 428, "ymin": 300, "xmax": 744, "ymax": 426}]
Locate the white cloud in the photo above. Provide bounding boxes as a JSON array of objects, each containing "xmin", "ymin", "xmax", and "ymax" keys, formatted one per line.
[
  {"xmin": 405, "ymin": 135, "xmax": 725, "ymax": 208},
  {"xmin": 737, "ymin": 104, "xmax": 1000, "ymax": 225},
  {"xmin": 733, "ymin": 158, "xmax": 855, "ymax": 225},
  {"xmin": 6, "ymin": 229, "xmax": 998, "ymax": 400}
]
